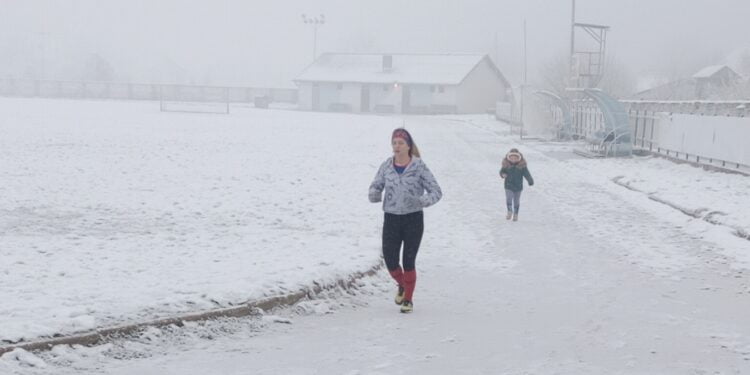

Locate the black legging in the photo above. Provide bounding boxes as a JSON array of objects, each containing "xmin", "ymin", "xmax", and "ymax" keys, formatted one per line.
[{"xmin": 382, "ymin": 211, "xmax": 424, "ymax": 271}]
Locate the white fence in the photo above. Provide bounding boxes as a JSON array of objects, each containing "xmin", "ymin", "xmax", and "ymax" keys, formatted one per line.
[
  {"xmin": 623, "ymin": 100, "xmax": 750, "ymax": 117},
  {"xmin": 632, "ymin": 110, "xmax": 750, "ymax": 170},
  {"xmin": 495, "ymin": 101, "xmax": 518, "ymax": 124},
  {"xmin": 656, "ymin": 114, "xmax": 750, "ymax": 166},
  {"xmin": 0, "ymin": 79, "xmax": 298, "ymax": 104}
]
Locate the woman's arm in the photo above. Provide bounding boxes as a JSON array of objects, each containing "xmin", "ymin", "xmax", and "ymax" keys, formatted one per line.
[
  {"xmin": 419, "ymin": 164, "xmax": 443, "ymax": 207},
  {"xmin": 368, "ymin": 162, "xmax": 387, "ymax": 202}
]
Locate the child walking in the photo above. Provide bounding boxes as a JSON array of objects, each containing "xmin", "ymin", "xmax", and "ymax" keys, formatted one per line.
[{"xmin": 499, "ymin": 148, "xmax": 534, "ymax": 221}]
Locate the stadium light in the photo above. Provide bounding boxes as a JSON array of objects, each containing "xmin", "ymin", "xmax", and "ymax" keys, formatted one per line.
[{"xmin": 301, "ymin": 13, "xmax": 326, "ymax": 63}]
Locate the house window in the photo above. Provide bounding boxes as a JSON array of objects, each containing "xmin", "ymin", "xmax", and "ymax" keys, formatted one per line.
[
  {"xmin": 438, "ymin": 85, "xmax": 445, "ymax": 93},
  {"xmin": 337, "ymin": 83, "xmax": 343, "ymax": 90}
]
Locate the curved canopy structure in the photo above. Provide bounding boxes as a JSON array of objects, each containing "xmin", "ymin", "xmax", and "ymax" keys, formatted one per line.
[
  {"xmin": 568, "ymin": 88, "xmax": 632, "ymax": 157},
  {"xmin": 534, "ymin": 90, "xmax": 573, "ymax": 140}
]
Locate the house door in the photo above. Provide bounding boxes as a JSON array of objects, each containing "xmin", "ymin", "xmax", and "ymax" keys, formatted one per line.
[
  {"xmin": 312, "ymin": 83, "xmax": 320, "ymax": 111},
  {"xmin": 360, "ymin": 85, "xmax": 370, "ymax": 112},
  {"xmin": 401, "ymin": 85, "xmax": 411, "ymax": 113}
]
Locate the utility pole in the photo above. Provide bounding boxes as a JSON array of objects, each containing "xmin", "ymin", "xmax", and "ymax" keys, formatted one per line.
[
  {"xmin": 493, "ymin": 32, "xmax": 499, "ymax": 66},
  {"xmin": 520, "ymin": 19, "xmax": 527, "ymax": 139},
  {"xmin": 570, "ymin": 0, "xmax": 576, "ymax": 87}
]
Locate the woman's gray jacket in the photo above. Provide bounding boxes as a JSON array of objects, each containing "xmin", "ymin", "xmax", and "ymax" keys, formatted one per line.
[{"xmin": 368, "ymin": 157, "xmax": 442, "ymax": 214}]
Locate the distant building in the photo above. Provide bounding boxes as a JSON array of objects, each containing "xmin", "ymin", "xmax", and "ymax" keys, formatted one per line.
[
  {"xmin": 692, "ymin": 65, "xmax": 743, "ymax": 98},
  {"xmin": 294, "ymin": 53, "xmax": 511, "ymax": 114},
  {"xmin": 633, "ymin": 65, "xmax": 744, "ymax": 100}
]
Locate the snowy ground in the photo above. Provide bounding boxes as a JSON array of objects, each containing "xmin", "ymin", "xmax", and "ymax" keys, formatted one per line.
[
  {"xmin": 2, "ymin": 100, "xmax": 750, "ymax": 374},
  {"xmin": 0, "ymin": 98, "xmax": 388, "ymax": 343}
]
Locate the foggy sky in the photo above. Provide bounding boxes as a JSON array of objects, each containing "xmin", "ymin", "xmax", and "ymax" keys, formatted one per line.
[{"xmin": 2, "ymin": 0, "xmax": 749, "ymax": 88}]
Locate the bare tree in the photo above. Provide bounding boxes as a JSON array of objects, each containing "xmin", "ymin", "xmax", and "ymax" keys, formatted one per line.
[
  {"xmin": 536, "ymin": 52, "xmax": 636, "ymax": 99},
  {"xmin": 536, "ymin": 52, "xmax": 570, "ymax": 98},
  {"xmin": 597, "ymin": 55, "xmax": 637, "ymax": 99}
]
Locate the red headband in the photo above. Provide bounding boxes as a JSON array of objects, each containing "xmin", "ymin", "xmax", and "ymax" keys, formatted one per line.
[{"xmin": 392, "ymin": 129, "xmax": 413, "ymax": 146}]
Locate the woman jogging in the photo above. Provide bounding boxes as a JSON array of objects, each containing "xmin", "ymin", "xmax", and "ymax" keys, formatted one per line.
[{"xmin": 368, "ymin": 128, "xmax": 442, "ymax": 313}]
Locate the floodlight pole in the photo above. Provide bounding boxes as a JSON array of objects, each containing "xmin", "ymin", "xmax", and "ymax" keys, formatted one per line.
[{"xmin": 301, "ymin": 14, "xmax": 326, "ymax": 62}]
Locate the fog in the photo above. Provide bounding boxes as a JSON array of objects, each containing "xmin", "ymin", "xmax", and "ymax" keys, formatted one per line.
[{"xmin": 2, "ymin": 0, "xmax": 749, "ymax": 88}]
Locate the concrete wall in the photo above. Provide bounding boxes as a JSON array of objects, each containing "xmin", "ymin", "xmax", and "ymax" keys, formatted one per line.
[
  {"xmin": 298, "ymin": 83, "xmax": 312, "ymax": 110},
  {"xmin": 409, "ymin": 85, "xmax": 432, "ymax": 108},
  {"xmin": 317, "ymin": 83, "xmax": 339, "ymax": 111},
  {"xmin": 431, "ymin": 85, "xmax": 457, "ymax": 107},
  {"xmin": 495, "ymin": 101, "xmax": 518, "ymax": 124},
  {"xmin": 369, "ymin": 83, "xmax": 402, "ymax": 113},
  {"xmin": 339, "ymin": 83, "xmax": 361, "ymax": 112},
  {"xmin": 456, "ymin": 58, "xmax": 508, "ymax": 114},
  {"xmin": 297, "ymin": 82, "xmax": 346, "ymax": 111},
  {"xmin": 402, "ymin": 84, "xmax": 455, "ymax": 113},
  {"xmin": 300, "ymin": 82, "xmax": 401, "ymax": 113}
]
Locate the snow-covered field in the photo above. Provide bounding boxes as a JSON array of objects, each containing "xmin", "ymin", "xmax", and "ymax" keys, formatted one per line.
[
  {"xmin": 2, "ymin": 98, "xmax": 749, "ymax": 374},
  {"xmin": 612, "ymin": 157, "xmax": 750, "ymax": 236},
  {"xmin": 0, "ymin": 98, "xmax": 390, "ymax": 342}
]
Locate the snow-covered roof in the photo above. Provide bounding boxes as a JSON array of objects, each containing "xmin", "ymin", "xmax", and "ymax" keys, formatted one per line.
[
  {"xmin": 295, "ymin": 53, "xmax": 499, "ymax": 85},
  {"xmin": 692, "ymin": 65, "xmax": 735, "ymax": 79}
]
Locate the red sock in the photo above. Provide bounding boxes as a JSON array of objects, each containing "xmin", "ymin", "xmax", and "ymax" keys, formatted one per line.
[
  {"xmin": 389, "ymin": 267, "xmax": 404, "ymax": 286},
  {"xmin": 403, "ymin": 270, "xmax": 417, "ymax": 301}
]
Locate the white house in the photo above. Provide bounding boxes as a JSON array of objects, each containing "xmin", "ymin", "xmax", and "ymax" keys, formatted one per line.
[
  {"xmin": 633, "ymin": 65, "xmax": 745, "ymax": 100},
  {"xmin": 294, "ymin": 53, "xmax": 511, "ymax": 114}
]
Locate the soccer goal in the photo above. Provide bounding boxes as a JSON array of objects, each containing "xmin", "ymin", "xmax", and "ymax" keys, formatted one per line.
[{"xmin": 159, "ymin": 84, "xmax": 230, "ymax": 114}]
